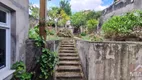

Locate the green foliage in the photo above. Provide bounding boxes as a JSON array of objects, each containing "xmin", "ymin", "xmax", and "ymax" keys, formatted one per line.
[
  {"xmin": 47, "ymin": 20, "xmax": 54, "ymax": 26},
  {"xmin": 86, "ymin": 19, "xmax": 98, "ymax": 33},
  {"xmin": 91, "ymin": 35, "xmax": 103, "ymax": 42},
  {"xmin": 80, "ymin": 32, "xmax": 87, "ymax": 36},
  {"xmin": 28, "ymin": 26, "xmax": 46, "ymax": 47},
  {"xmin": 11, "ymin": 61, "xmax": 32, "ymax": 80},
  {"xmin": 48, "ymin": 7, "xmax": 60, "ymax": 21},
  {"xmin": 57, "ymin": 10, "xmax": 70, "ymax": 27},
  {"xmin": 28, "ymin": 25, "xmax": 58, "ymax": 79},
  {"xmin": 47, "ymin": 29, "xmax": 56, "ymax": 35},
  {"xmin": 29, "ymin": 4, "xmax": 39, "ymax": 19},
  {"xmin": 35, "ymin": 36, "xmax": 45, "ymax": 47},
  {"xmin": 86, "ymin": 11, "xmax": 102, "ymax": 20},
  {"xmin": 38, "ymin": 48, "xmax": 58, "ymax": 79},
  {"xmin": 48, "ymin": 7, "xmax": 70, "ymax": 27},
  {"xmin": 60, "ymin": 0, "xmax": 72, "ymax": 16},
  {"xmin": 80, "ymin": 34, "xmax": 103, "ymax": 42},
  {"xmin": 28, "ymin": 26, "xmax": 39, "ymax": 39},
  {"xmin": 102, "ymin": 10, "xmax": 142, "ymax": 38},
  {"xmin": 71, "ymin": 12, "xmax": 86, "ymax": 27},
  {"xmin": 71, "ymin": 11, "xmax": 101, "ymax": 29}
]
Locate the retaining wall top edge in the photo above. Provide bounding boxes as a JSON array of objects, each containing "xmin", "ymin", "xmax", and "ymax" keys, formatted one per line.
[{"xmin": 75, "ymin": 39, "xmax": 142, "ymax": 44}]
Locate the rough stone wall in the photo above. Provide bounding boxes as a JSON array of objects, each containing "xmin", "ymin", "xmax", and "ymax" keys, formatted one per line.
[
  {"xmin": 76, "ymin": 40, "xmax": 142, "ymax": 80},
  {"xmin": 100, "ymin": 0, "xmax": 142, "ymax": 25},
  {"xmin": 26, "ymin": 39, "xmax": 60, "ymax": 72},
  {"xmin": 0, "ymin": 0, "xmax": 29, "ymax": 64}
]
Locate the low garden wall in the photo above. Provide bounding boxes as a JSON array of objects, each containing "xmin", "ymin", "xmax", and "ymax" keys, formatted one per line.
[
  {"xmin": 25, "ymin": 39, "xmax": 60, "ymax": 74},
  {"xmin": 75, "ymin": 39, "xmax": 142, "ymax": 80}
]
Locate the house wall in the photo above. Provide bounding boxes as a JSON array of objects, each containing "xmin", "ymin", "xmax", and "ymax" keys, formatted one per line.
[
  {"xmin": 76, "ymin": 39, "xmax": 142, "ymax": 80},
  {"xmin": 100, "ymin": 0, "xmax": 142, "ymax": 25},
  {"xmin": 0, "ymin": 0, "xmax": 29, "ymax": 65}
]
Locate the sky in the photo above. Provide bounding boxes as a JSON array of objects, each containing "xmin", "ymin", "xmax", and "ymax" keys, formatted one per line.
[{"xmin": 29, "ymin": 0, "xmax": 113, "ymax": 12}]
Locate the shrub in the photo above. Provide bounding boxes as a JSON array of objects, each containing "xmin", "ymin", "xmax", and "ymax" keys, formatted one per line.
[
  {"xmin": 49, "ymin": 29, "xmax": 56, "ymax": 35},
  {"xmin": 86, "ymin": 19, "xmax": 98, "ymax": 33},
  {"xmin": 28, "ymin": 26, "xmax": 39, "ymax": 39},
  {"xmin": 38, "ymin": 48, "xmax": 58, "ymax": 79},
  {"xmin": 11, "ymin": 61, "xmax": 32, "ymax": 80},
  {"xmin": 102, "ymin": 10, "xmax": 142, "ymax": 40},
  {"xmin": 80, "ymin": 32, "xmax": 87, "ymax": 36}
]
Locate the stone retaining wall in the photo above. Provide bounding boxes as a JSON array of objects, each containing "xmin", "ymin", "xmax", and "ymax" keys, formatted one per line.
[
  {"xmin": 100, "ymin": 0, "xmax": 142, "ymax": 26},
  {"xmin": 26, "ymin": 39, "xmax": 60, "ymax": 72},
  {"xmin": 76, "ymin": 39, "xmax": 142, "ymax": 80}
]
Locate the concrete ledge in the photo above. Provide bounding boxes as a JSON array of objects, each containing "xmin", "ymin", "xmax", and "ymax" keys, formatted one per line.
[
  {"xmin": 74, "ymin": 36, "xmax": 142, "ymax": 44},
  {"xmin": 0, "ymin": 69, "xmax": 15, "ymax": 80},
  {"xmin": 75, "ymin": 38, "xmax": 142, "ymax": 80}
]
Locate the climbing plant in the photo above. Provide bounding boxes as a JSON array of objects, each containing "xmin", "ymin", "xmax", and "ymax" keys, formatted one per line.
[
  {"xmin": 28, "ymin": 26, "xmax": 58, "ymax": 79},
  {"xmin": 11, "ymin": 61, "xmax": 32, "ymax": 80},
  {"xmin": 38, "ymin": 48, "xmax": 58, "ymax": 79}
]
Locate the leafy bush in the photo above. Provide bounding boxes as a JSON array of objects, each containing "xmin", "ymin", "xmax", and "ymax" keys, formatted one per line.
[
  {"xmin": 38, "ymin": 48, "xmax": 58, "ymax": 79},
  {"xmin": 80, "ymin": 32, "xmax": 87, "ymax": 36},
  {"xmin": 47, "ymin": 29, "xmax": 56, "ymax": 35},
  {"xmin": 90, "ymin": 35, "xmax": 103, "ymax": 42},
  {"xmin": 28, "ymin": 25, "xmax": 59, "ymax": 79},
  {"xmin": 71, "ymin": 12, "xmax": 86, "ymax": 28},
  {"xmin": 28, "ymin": 26, "xmax": 39, "ymax": 39},
  {"xmin": 80, "ymin": 34, "xmax": 103, "ymax": 42},
  {"xmin": 11, "ymin": 61, "xmax": 32, "ymax": 80},
  {"xmin": 47, "ymin": 20, "xmax": 54, "ymax": 26},
  {"xmin": 102, "ymin": 10, "xmax": 142, "ymax": 40},
  {"xmin": 86, "ymin": 19, "xmax": 98, "ymax": 33}
]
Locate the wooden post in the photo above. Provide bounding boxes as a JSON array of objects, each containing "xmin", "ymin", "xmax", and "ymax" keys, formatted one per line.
[{"xmin": 39, "ymin": 0, "xmax": 47, "ymax": 40}]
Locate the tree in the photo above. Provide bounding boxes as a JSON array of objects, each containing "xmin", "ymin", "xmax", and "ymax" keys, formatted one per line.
[
  {"xmin": 60, "ymin": 0, "xmax": 72, "ymax": 16},
  {"xmin": 71, "ymin": 12, "xmax": 86, "ymax": 34},
  {"xmin": 48, "ymin": 7, "xmax": 70, "ymax": 29},
  {"xmin": 48, "ymin": 7, "xmax": 61, "ymax": 31},
  {"xmin": 86, "ymin": 11, "xmax": 102, "ymax": 20},
  {"xmin": 29, "ymin": 4, "xmax": 39, "ymax": 19},
  {"xmin": 48, "ymin": 7, "xmax": 60, "ymax": 21},
  {"xmin": 86, "ymin": 19, "xmax": 98, "ymax": 33},
  {"xmin": 57, "ymin": 9, "xmax": 70, "ymax": 27},
  {"xmin": 71, "ymin": 12, "xmax": 86, "ymax": 28}
]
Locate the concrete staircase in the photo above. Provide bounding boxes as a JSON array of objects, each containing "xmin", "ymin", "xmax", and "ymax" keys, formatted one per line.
[{"xmin": 55, "ymin": 39, "xmax": 84, "ymax": 80}]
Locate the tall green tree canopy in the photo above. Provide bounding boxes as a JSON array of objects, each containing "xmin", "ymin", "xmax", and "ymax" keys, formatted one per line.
[
  {"xmin": 86, "ymin": 19, "xmax": 98, "ymax": 33},
  {"xmin": 29, "ymin": 4, "xmax": 39, "ymax": 19},
  {"xmin": 48, "ymin": 7, "xmax": 70, "ymax": 27},
  {"xmin": 60, "ymin": 0, "xmax": 72, "ymax": 16},
  {"xmin": 71, "ymin": 12, "xmax": 86, "ymax": 27},
  {"xmin": 86, "ymin": 11, "xmax": 102, "ymax": 20},
  {"xmin": 48, "ymin": 7, "xmax": 60, "ymax": 21}
]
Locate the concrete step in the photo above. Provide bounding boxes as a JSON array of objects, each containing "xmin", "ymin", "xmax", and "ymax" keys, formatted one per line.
[
  {"xmin": 61, "ymin": 43, "xmax": 74, "ymax": 45},
  {"xmin": 59, "ymin": 50, "xmax": 77, "ymax": 53},
  {"xmin": 59, "ymin": 57, "xmax": 79, "ymax": 61},
  {"xmin": 60, "ymin": 45, "xmax": 75, "ymax": 47},
  {"xmin": 57, "ymin": 65, "xmax": 81, "ymax": 72},
  {"xmin": 59, "ymin": 47, "xmax": 75, "ymax": 50},
  {"xmin": 56, "ymin": 72, "xmax": 82, "ymax": 80},
  {"xmin": 59, "ymin": 53, "xmax": 78, "ymax": 57},
  {"xmin": 59, "ymin": 61, "xmax": 80, "ymax": 66},
  {"xmin": 61, "ymin": 41, "xmax": 74, "ymax": 43}
]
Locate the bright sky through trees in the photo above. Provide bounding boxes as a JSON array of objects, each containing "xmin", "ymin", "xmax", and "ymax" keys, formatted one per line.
[{"xmin": 29, "ymin": 0, "xmax": 113, "ymax": 12}]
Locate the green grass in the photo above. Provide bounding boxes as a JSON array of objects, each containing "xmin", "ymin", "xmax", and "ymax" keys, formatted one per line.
[{"xmin": 46, "ymin": 35, "xmax": 61, "ymax": 40}]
